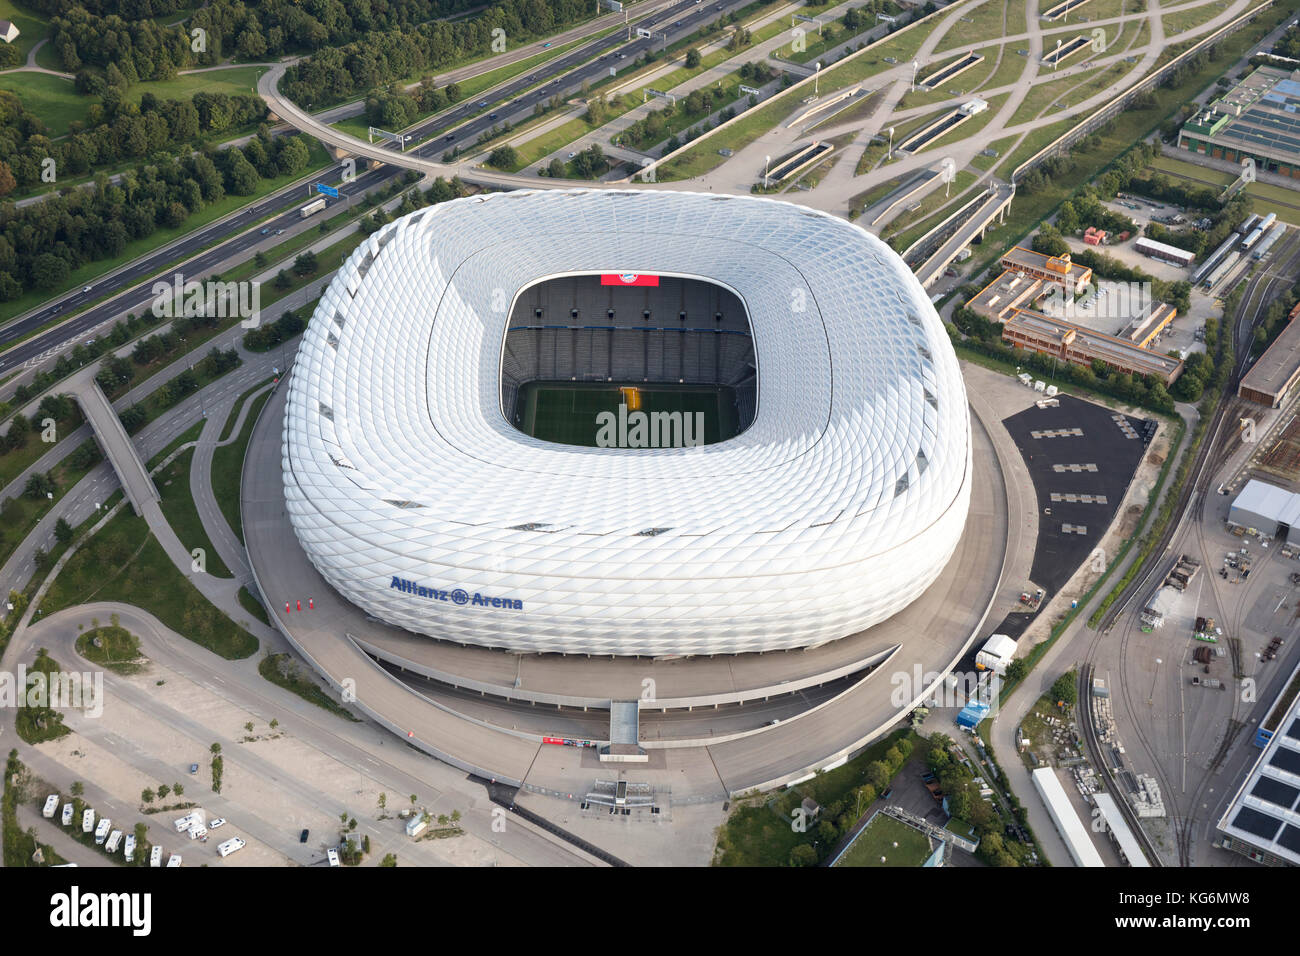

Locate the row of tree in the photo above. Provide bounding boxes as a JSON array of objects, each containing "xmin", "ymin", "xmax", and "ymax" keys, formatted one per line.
[
  {"xmin": 281, "ymin": 0, "xmax": 599, "ymax": 109},
  {"xmin": 0, "ymin": 88, "xmax": 269, "ymax": 197},
  {"xmin": 0, "ymin": 131, "xmax": 313, "ymax": 300}
]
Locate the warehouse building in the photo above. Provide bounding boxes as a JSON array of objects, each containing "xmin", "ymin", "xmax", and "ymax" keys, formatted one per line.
[
  {"xmin": 1031, "ymin": 768, "xmax": 1105, "ymax": 867},
  {"xmin": 1177, "ymin": 67, "xmax": 1300, "ymax": 179},
  {"xmin": 1133, "ymin": 235, "xmax": 1196, "ymax": 268},
  {"xmin": 1239, "ymin": 308, "xmax": 1300, "ymax": 407},
  {"xmin": 1227, "ymin": 479, "xmax": 1300, "ymax": 545}
]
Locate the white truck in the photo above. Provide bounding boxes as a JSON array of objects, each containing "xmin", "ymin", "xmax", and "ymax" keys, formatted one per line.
[
  {"xmin": 61, "ymin": 803, "xmax": 73, "ymax": 826},
  {"xmin": 149, "ymin": 845, "xmax": 163, "ymax": 868},
  {"xmin": 82, "ymin": 808, "xmax": 95, "ymax": 833},
  {"xmin": 124, "ymin": 834, "xmax": 136, "ymax": 862},
  {"xmin": 94, "ymin": 818, "xmax": 111, "ymax": 845},
  {"xmin": 300, "ymin": 197, "xmax": 327, "ymax": 218},
  {"xmin": 166, "ymin": 854, "xmax": 182, "ymax": 868},
  {"xmin": 217, "ymin": 837, "xmax": 245, "ymax": 858},
  {"xmin": 42, "ymin": 794, "xmax": 59, "ymax": 818},
  {"xmin": 104, "ymin": 830, "xmax": 123, "ymax": 854}
]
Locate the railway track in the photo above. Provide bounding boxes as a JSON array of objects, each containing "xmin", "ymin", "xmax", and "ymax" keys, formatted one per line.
[{"xmin": 1079, "ymin": 226, "xmax": 1300, "ymax": 865}]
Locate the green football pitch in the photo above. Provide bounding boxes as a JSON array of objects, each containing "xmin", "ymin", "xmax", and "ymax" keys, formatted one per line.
[{"xmin": 517, "ymin": 382, "xmax": 740, "ymax": 447}]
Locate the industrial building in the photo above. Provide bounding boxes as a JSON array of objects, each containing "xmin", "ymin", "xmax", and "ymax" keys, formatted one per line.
[
  {"xmin": 1133, "ymin": 235, "xmax": 1196, "ymax": 268},
  {"xmin": 1239, "ymin": 309, "xmax": 1300, "ymax": 407},
  {"xmin": 1216, "ymin": 658, "xmax": 1300, "ymax": 866},
  {"xmin": 1000, "ymin": 246, "xmax": 1093, "ymax": 295},
  {"xmin": 1031, "ymin": 767, "xmax": 1105, "ymax": 866},
  {"xmin": 1177, "ymin": 66, "xmax": 1300, "ymax": 178},
  {"xmin": 1227, "ymin": 479, "xmax": 1300, "ymax": 544},
  {"xmin": 1092, "ymin": 792, "xmax": 1151, "ymax": 866},
  {"xmin": 1000, "ymin": 310, "xmax": 1184, "ymax": 385}
]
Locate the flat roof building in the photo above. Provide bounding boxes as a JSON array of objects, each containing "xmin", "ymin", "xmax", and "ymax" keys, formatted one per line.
[
  {"xmin": 1002, "ymin": 310, "xmax": 1184, "ymax": 385},
  {"xmin": 1239, "ymin": 310, "xmax": 1300, "ymax": 407},
  {"xmin": 1000, "ymin": 246, "xmax": 1093, "ymax": 295},
  {"xmin": 1216, "ymin": 659, "xmax": 1300, "ymax": 866},
  {"xmin": 1031, "ymin": 768, "xmax": 1105, "ymax": 867},
  {"xmin": 1178, "ymin": 66, "xmax": 1300, "ymax": 179},
  {"xmin": 1133, "ymin": 235, "xmax": 1196, "ymax": 268}
]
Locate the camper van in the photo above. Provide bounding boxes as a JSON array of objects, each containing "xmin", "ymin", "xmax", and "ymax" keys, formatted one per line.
[
  {"xmin": 104, "ymin": 830, "xmax": 123, "ymax": 854},
  {"xmin": 326, "ymin": 847, "xmax": 340, "ymax": 867},
  {"xmin": 42, "ymin": 794, "xmax": 59, "ymax": 818},
  {"xmin": 166, "ymin": 854, "xmax": 182, "ymax": 867},
  {"xmin": 61, "ymin": 803, "xmax": 73, "ymax": 826},
  {"xmin": 123, "ymin": 834, "xmax": 136, "ymax": 862},
  {"xmin": 188, "ymin": 823, "xmax": 208, "ymax": 841},
  {"xmin": 82, "ymin": 809, "xmax": 95, "ymax": 833},
  {"xmin": 217, "ymin": 837, "xmax": 245, "ymax": 858},
  {"xmin": 94, "ymin": 818, "xmax": 111, "ymax": 845},
  {"xmin": 150, "ymin": 845, "xmax": 163, "ymax": 868},
  {"xmin": 174, "ymin": 812, "xmax": 197, "ymax": 832}
]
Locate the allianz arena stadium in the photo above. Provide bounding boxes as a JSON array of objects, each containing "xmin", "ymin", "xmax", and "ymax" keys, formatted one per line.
[{"xmin": 281, "ymin": 188, "xmax": 972, "ymax": 658}]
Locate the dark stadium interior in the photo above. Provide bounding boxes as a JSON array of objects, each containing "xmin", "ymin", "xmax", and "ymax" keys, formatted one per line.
[{"xmin": 500, "ymin": 274, "xmax": 757, "ymax": 445}]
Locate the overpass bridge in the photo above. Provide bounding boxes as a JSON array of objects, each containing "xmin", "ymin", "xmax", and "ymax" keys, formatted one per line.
[
  {"xmin": 69, "ymin": 372, "xmax": 159, "ymax": 516},
  {"xmin": 903, "ymin": 180, "xmax": 1016, "ymax": 288}
]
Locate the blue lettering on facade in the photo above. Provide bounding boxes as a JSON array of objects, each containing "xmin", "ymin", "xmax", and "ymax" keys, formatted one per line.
[{"xmin": 389, "ymin": 577, "xmax": 522, "ymax": 610}]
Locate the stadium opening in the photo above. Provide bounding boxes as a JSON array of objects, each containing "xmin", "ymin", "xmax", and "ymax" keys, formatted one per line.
[{"xmin": 502, "ymin": 273, "xmax": 756, "ymax": 448}]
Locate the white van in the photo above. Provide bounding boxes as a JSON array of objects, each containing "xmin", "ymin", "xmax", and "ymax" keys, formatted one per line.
[
  {"xmin": 124, "ymin": 834, "xmax": 136, "ymax": 862},
  {"xmin": 217, "ymin": 837, "xmax": 245, "ymax": 858},
  {"xmin": 104, "ymin": 830, "xmax": 123, "ymax": 854},
  {"xmin": 188, "ymin": 823, "xmax": 208, "ymax": 841},
  {"xmin": 166, "ymin": 854, "xmax": 182, "ymax": 867},
  {"xmin": 82, "ymin": 808, "xmax": 95, "ymax": 833},
  {"xmin": 150, "ymin": 845, "xmax": 163, "ymax": 868},
  {"xmin": 94, "ymin": 818, "xmax": 111, "ymax": 845},
  {"xmin": 43, "ymin": 794, "xmax": 59, "ymax": 818},
  {"xmin": 173, "ymin": 812, "xmax": 196, "ymax": 832},
  {"xmin": 61, "ymin": 803, "xmax": 73, "ymax": 826}
]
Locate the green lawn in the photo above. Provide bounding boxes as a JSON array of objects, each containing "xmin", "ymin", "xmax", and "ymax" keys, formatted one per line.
[
  {"xmin": 0, "ymin": 72, "xmax": 81, "ymax": 137},
  {"xmin": 521, "ymin": 382, "xmax": 738, "ymax": 447},
  {"xmin": 155, "ymin": 447, "xmax": 233, "ymax": 579},
  {"xmin": 211, "ymin": 389, "xmax": 271, "ymax": 545},
  {"xmin": 218, "ymin": 379, "xmax": 274, "ymax": 442},
  {"xmin": 39, "ymin": 508, "xmax": 258, "ymax": 659},
  {"xmin": 0, "ymin": 0, "xmax": 52, "ymax": 63},
  {"xmin": 127, "ymin": 66, "xmax": 270, "ymax": 105},
  {"xmin": 832, "ymin": 812, "xmax": 932, "ymax": 866},
  {"xmin": 76, "ymin": 625, "xmax": 147, "ymax": 675},
  {"xmin": 237, "ymin": 585, "xmax": 271, "ymax": 628},
  {"xmin": 713, "ymin": 728, "xmax": 916, "ymax": 866},
  {"xmin": 0, "ymin": 436, "xmax": 102, "ymax": 572},
  {"xmin": 259, "ymin": 653, "xmax": 359, "ymax": 721}
]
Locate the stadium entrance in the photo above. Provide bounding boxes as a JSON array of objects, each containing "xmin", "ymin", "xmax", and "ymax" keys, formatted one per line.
[{"xmin": 501, "ymin": 274, "xmax": 757, "ymax": 448}]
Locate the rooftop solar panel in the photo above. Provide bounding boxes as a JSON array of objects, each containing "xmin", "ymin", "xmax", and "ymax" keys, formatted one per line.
[
  {"xmin": 1278, "ymin": 824, "xmax": 1300, "ymax": 856},
  {"xmin": 1232, "ymin": 805, "xmax": 1283, "ymax": 842},
  {"xmin": 1269, "ymin": 745, "xmax": 1300, "ymax": 775},
  {"xmin": 1251, "ymin": 775, "xmax": 1300, "ymax": 810}
]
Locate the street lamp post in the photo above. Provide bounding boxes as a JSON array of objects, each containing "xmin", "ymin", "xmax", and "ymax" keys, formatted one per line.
[
  {"xmin": 1054, "ymin": 39, "xmax": 1061, "ymax": 71},
  {"xmin": 763, "ymin": 155, "xmax": 771, "ymax": 189},
  {"xmin": 814, "ymin": 61, "xmax": 821, "ymax": 96},
  {"xmin": 911, "ymin": 59, "xmax": 919, "ymax": 92}
]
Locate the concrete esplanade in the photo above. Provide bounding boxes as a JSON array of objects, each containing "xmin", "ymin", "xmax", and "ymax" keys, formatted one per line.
[{"xmin": 242, "ymin": 192, "xmax": 1015, "ymax": 794}]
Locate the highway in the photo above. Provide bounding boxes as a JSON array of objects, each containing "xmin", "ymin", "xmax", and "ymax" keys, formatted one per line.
[{"xmin": 0, "ymin": 0, "xmax": 753, "ymax": 382}]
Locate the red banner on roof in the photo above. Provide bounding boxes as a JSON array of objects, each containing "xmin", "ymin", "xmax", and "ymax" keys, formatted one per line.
[{"xmin": 600, "ymin": 273, "xmax": 659, "ymax": 286}]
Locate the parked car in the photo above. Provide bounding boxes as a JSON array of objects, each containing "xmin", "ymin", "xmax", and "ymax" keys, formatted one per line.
[
  {"xmin": 299, "ymin": 828, "xmax": 310, "ymax": 843},
  {"xmin": 209, "ymin": 818, "xmax": 226, "ymax": 829},
  {"xmin": 189, "ymin": 763, "xmax": 199, "ymax": 774}
]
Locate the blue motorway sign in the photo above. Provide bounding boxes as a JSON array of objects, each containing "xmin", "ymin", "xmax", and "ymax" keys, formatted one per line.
[{"xmin": 314, "ymin": 183, "xmax": 340, "ymax": 198}]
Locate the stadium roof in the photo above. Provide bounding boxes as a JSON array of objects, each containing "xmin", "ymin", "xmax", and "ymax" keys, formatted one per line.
[{"xmin": 282, "ymin": 189, "xmax": 972, "ymax": 656}]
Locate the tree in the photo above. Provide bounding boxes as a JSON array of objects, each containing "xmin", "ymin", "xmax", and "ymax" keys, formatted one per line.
[
  {"xmin": 142, "ymin": 788, "xmax": 155, "ymax": 804},
  {"xmin": 1006, "ymin": 658, "xmax": 1028, "ymax": 682},
  {"xmin": 244, "ymin": 721, "xmax": 254, "ymax": 732},
  {"xmin": 487, "ymin": 145, "xmax": 518, "ymax": 169},
  {"xmin": 210, "ymin": 741, "xmax": 222, "ymax": 755},
  {"xmin": 788, "ymin": 844, "xmax": 817, "ymax": 866},
  {"xmin": 157, "ymin": 783, "xmax": 170, "ymax": 799},
  {"xmin": 547, "ymin": 157, "xmax": 564, "ymax": 178},
  {"xmin": 292, "ymin": 251, "xmax": 318, "ymax": 276},
  {"xmin": 1051, "ymin": 669, "xmax": 1078, "ymax": 707},
  {"xmin": 380, "ymin": 853, "xmax": 397, "ymax": 867},
  {"xmin": 70, "ymin": 781, "xmax": 84, "ymax": 796},
  {"xmin": 173, "ymin": 782, "xmax": 184, "ymax": 796},
  {"xmin": 865, "ymin": 760, "xmax": 891, "ymax": 791},
  {"xmin": 685, "ymin": 47, "xmax": 702, "ymax": 68},
  {"xmin": 24, "ymin": 472, "xmax": 55, "ymax": 500},
  {"xmin": 54, "ymin": 518, "xmax": 74, "ymax": 545}
]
